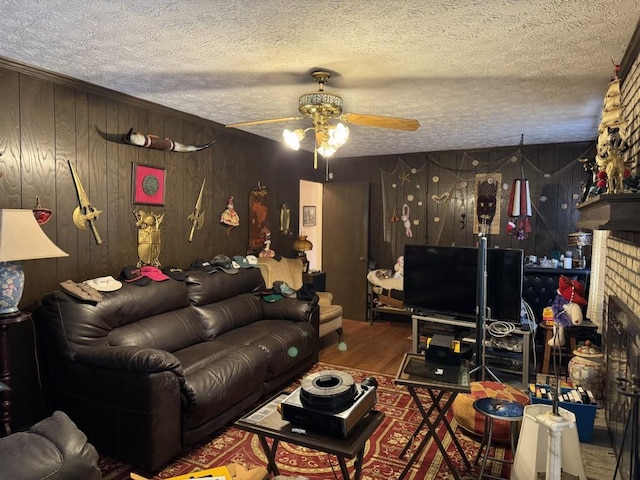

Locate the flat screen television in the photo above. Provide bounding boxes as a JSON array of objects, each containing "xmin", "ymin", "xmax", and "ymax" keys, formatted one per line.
[{"xmin": 403, "ymin": 244, "xmax": 524, "ymax": 324}]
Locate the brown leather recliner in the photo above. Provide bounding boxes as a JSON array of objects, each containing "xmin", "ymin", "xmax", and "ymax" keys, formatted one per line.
[
  {"xmin": 35, "ymin": 268, "xmax": 319, "ymax": 473},
  {"xmin": 0, "ymin": 410, "xmax": 101, "ymax": 479}
]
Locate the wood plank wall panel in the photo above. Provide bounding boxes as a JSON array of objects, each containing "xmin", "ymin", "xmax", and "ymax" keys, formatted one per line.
[
  {"xmin": 88, "ymin": 93, "xmax": 109, "ymax": 275},
  {"xmin": 54, "ymin": 84, "xmax": 80, "ymax": 282},
  {"xmin": 20, "ymin": 76, "xmax": 58, "ymax": 303},
  {"xmin": 105, "ymin": 99, "xmax": 120, "ymax": 274},
  {"xmin": 0, "ymin": 69, "xmax": 20, "ymax": 207},
  {"xmin": 160, "ymin": 115, "xmax": 183, "ymax": 265},
  {"xmin": 73, "ymin": 90, "xmax": 92, "ymax": 281},
  {"xmin": 116, "ymin": 102, "xmax": 140, "ymax": 267}
]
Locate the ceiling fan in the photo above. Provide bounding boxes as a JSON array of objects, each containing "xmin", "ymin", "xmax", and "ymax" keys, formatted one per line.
[{"xmin": 226, "ymin": 70, "xmax": 420, "ymax": 168}]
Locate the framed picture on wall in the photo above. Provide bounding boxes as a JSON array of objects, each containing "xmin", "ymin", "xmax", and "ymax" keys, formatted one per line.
[
  {"xmin": 132, "ymin": 163, "xmax": 166, "ymax": 206},
  {"xmin": 303, "ymin": 206, "xmax": 316, "ymax": 227}
]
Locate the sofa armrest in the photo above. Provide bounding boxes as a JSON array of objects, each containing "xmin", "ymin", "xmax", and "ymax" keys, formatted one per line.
[
  {"xmin": 75, "ymin": 345, "xmax": 184, "ymax": 382},
  {"xmin": 261, "ymin": 297, "xmax": 315, "ymax": 322}
]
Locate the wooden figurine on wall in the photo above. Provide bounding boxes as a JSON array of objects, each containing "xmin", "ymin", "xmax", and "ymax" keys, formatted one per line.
[
  {"xmin": 124, "ymin": 128, "xmax": 215, "ymax": 152},
  {"xmin": 133, "ymin": 209, "xmax": 164, "ymax": 267}
]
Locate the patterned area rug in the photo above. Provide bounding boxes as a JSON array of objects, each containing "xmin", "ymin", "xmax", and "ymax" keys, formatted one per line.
[{"xmin": 99, "ymin": 363, "xmax": 511, "ymax": 479}]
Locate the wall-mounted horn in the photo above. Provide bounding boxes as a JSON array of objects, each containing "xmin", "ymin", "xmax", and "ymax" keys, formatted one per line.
[{"xmin": 124, "ymin": 128, "xmax": 215, "ymax": 152}]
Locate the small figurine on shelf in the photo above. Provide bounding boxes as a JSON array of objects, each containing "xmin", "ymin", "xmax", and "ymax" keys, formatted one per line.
[
  {"xmin": 393, "ymin": 255, "xmax": 404, "ymax": 279},
  {"xmin": 259, "ymin": 230, "xmax": 276, "ymax": 258}
]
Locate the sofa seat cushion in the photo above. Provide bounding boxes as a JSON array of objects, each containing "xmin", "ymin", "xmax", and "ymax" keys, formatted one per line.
[
  {"xmin": 217, "ymin": 320, "xmax": 316, "ymax": 378},
  {"xmin": 174, "ymin": 341, "xmax": 268, "ymax": 430}
]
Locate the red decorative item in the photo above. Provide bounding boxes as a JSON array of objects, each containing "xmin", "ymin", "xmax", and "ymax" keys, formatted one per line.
[
  {"xmin": 32, "ymin": 196, "xmax": 53, "ymax": 225},
  {"xmin": 132, "ymin": 163, "xmax": 166, "ymax": 206}
]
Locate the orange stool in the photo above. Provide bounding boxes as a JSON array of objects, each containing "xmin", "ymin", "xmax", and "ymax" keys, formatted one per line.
[
  {"xmin": 540, "ymin": 323, "xmax": 576, "ymax": 375},
  {"xmin": 452, "ymin": 381, "xmax": 529, "ymax": 443}
]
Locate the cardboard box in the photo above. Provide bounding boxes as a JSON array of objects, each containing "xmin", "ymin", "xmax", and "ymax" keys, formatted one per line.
[{"xmin": 130, "ymin": 463, "xmax": 268, "ymax": 480}]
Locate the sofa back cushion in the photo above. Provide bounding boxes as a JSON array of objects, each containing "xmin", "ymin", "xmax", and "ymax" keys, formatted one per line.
[
  {"xmin": 36, "ymin": 279, "xmax": 191, "ymax": 361},
  {"xmin": 107, "ymin": 306, "xmax": 206, "ymax": 352},
  {"xmin": 186, "ymin": 269, "xmax": 265, "ymax": 304},
  {"xmin": 193, "ymin": 294, "xmax": 264, "ymax": 339}
]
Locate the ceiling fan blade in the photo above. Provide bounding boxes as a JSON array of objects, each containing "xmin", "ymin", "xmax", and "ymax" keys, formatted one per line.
[
  {"xmin": 341, "ymin": 113, "xmax": 420, "ymax": 131},
  {"xmin": 226, "ymin": 116, "xmax": 303, "ymax": 128}
]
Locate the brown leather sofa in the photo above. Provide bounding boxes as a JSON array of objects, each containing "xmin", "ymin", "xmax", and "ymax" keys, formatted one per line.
[{"xmin": 35, "ymin": 268, "xmax": 319, "ymax": 473}]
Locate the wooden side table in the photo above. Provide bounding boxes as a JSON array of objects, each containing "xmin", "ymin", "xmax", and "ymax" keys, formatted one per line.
[
  {"xmin": 303, "ymin": 271, "xmax": 326, "ymax": 292},
  {"xmin": 539, "ymin": 322, "xmax": 576, "ymax": 375},
  {"xmin": 0, "ymin": 311, "xmax": 30, "ymax": 436}
]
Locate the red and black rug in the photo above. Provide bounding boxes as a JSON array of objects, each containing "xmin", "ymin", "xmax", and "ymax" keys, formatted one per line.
[{"xmin": 99, "ymin": 363, "xmax": 511, "ymax": 479}]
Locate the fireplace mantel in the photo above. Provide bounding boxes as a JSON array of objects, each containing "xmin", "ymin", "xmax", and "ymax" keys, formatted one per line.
[{"xmin": 576, "ymin": 193, "xmax": 640, "ymax": 231}]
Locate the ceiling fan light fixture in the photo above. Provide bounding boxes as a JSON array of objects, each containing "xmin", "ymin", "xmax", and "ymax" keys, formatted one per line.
[
  {"xmin": 328, "ymin": 122, "xmax": 349, "ymax": 147},
  {"xmin": 317, "ymin": 144, "xmax": 337, "ymax": 158},
  {"xmin": 283, "ymin": 128, "xmax": 305, "ymax": 150}
]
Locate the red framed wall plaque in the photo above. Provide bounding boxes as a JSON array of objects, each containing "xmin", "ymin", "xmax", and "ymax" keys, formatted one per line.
[{"xmin": 132, "ymin": 163, "xmax": 166, "ymax": 206}]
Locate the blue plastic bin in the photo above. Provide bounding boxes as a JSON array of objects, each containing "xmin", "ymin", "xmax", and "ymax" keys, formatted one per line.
[{"xmin": 529, "ymin": 386, "xmax": 598, "ymax": 442}]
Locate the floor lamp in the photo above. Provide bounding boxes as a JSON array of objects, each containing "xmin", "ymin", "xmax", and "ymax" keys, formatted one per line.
[{"xmin": 470, "ymin": 233, "xmax": 500, "ymax": 382}]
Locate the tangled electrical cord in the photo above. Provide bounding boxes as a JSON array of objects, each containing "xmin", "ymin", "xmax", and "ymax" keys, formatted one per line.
[{"xmin": 487, "ymin": 320, "xmax": 516, "ymax": 337}]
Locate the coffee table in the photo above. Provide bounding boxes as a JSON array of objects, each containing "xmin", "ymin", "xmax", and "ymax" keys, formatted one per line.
[
  {"xmin": 234, "ymin": 392, "xmax": 384, "ymax": 480},
  {"xmin": 394, "ymin": 353, "xmax": 472, "ymax": 480}
]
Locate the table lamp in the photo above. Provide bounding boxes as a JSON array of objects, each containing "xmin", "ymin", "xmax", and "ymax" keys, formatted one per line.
[
  {"xmin": 568, "ymin": 231, "xmax": 592, "ymax": 267},
  {"xmin": 0, "ymin": 209, "xmax": 68, "ymax": 315},
  {"xmin": 293, "ymin": 234, "xmax": 313, "ymax": 272}
]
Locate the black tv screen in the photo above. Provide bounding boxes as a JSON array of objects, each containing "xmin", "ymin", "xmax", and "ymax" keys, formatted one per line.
[{"xmin": 403, "ymin": 244, "xmax": 524, "ymax": 323}]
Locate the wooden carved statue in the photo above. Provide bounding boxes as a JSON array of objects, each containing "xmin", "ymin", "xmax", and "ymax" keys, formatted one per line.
[{"xmin": 596, "ymin": 127, "xmax": 630, "ymax": 194}]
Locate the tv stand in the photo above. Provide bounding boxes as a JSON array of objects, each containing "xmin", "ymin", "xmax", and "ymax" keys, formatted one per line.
[{"xmin": 411, "ymin": 314, "xmax": 531, "ymax": 388}]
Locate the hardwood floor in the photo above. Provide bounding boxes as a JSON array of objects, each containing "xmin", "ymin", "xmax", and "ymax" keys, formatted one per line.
[
  {"xmin": 318, "ymin": 318, "xmax": 618, "ymax": 480},
  {"xmin": 318, "ymin": 317, "xmax": 411, "ymax": 375}
]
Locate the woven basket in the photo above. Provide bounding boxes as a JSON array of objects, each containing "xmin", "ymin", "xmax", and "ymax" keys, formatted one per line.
[{"xmin": 377, "ymin": 289, "xmax": 404, "ymax": 309}]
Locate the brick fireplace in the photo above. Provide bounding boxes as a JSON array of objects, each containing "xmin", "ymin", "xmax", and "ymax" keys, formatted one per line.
[
  {"xmin": 580, "ymin": 25, "xmax": 640, "ymax": 478},
  {"xmin": 604, "ymin": 294, "xmax": 640, "ymax": 480}
]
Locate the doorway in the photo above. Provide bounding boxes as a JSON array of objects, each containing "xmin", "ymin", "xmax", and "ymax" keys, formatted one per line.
[{"xmin": 299, "ymin": 180, "xmax": 323, "ymax": 271}]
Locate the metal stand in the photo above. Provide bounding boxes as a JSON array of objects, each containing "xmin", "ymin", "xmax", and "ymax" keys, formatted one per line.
[
  {"xmin": 613, "ymin": 377, "xmax": 640, "ymax": 480},
  {"xmin": 469, "ymin": 234, "xmax": 500, "ymax": 383}
]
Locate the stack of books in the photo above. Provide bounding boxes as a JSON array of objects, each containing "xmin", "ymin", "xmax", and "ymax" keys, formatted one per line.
[{"xmin": 529, "ymin": 384, "xmax": 597, "ymax": 405}]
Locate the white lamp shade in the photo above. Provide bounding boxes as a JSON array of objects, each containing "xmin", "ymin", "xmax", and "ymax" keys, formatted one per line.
[{"xmin": 0, "ymin": 209, "xmax": 68, "ymax": 261}]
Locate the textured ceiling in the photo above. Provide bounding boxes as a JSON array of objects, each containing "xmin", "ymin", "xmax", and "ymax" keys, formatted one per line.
[{"xmin": 0, "ymin": 1, "xmax": 638, "ymax": 158}]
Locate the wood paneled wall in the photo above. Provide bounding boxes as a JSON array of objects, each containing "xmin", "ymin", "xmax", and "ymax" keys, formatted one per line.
[
  {"xmin": 0, "ymin": 59, "xmax": 324, "ymax": 310},
  {"xmin": 0, "ymin": 57, "xmax": 599, "ymax": 306}
]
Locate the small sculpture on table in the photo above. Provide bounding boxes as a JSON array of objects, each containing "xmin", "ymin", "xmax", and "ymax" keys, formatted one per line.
[{"xmin": 547, "ymin": 275, "xmax": 587, "ymax": 348}]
